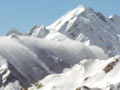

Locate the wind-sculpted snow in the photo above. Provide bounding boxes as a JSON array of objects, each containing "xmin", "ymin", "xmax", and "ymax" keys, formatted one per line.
[
  {"xmin": 0, "ymin": 35, "xmax": 107, "ymax": 89},
  {"xmin": 29, "ymin": 56, "xmax": 120, "ymax": 90}
]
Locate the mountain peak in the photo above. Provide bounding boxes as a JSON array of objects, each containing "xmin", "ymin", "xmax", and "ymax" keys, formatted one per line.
[
  {"xmin": 109, "ymin": 14, "xmax": 120, "ymax": 21},
  {"xmin": 71, "ymin": 5, "xmax": 94, "ymax": 15},
  {"xmin": 47, "ymin": 5, "xmax": 95, "ymax": 30},
  {"xmin": 6, "ymin": 29, "xmax": 22, "ymax": 36},
  {"xmin": 72, "ymin": 5, "xmax": 86, "ymax": 13},
  {"xmin": 76, "ymin": 5, "xmax": 85, "ymax": 9},
  {"xmin": 46, "ymin": 5, "xmax": 120, "ymax": 57}
]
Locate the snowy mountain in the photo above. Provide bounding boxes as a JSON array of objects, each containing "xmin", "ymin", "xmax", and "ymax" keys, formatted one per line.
[
  {"xmin": 29, "ymin": 56, "xmax": 120, "ymax": 90},
  {"xmin": 0, "ymin": 35, "xmax": 107, "ymax": 90},
  {"xmin": 1, "ymin": 5, "xmax": 120, "ymax": 90},
  {"xmin": 6, "ymin": 29, "xmax": 22, "ymax": 36},
  {"xmin": 47, "ymin": 5, "xmax": 120, "ymax": 57},
  {"xmin": 27, "ymin": 5, "xmax": 120, "ymax": 57}
]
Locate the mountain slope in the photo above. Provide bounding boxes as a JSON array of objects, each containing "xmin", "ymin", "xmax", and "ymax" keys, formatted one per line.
[
  {"xmin": 29, "ymin": 56, "xmax": 120, "ymax": 90},
  {"xmin": 0, "ymin": 35, "xmax": 107, "ymax": 89},
  {"xmin": 46, "ymin": 5, "xmax": 120, "ymax": 56},
  {"xmin": 21, "ymin": 6, "xmax": 120, "ymax": 56}
]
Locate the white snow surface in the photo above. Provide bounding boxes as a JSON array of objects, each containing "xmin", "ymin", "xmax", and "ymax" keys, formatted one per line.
[{"xmin": 29, "ymin": 56, "xmax": 120, "ymax": 90}]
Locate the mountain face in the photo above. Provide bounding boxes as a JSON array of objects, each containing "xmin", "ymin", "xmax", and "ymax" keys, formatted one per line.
[
  {"xmin": 109, "ymin": 14, "xmax": 120, "ymax": 32},
  {"xmin": 46, "ymin": 6, "xmax": 120, "ymax": 57},
  {"xmin": 27, "ymin": 5, "xmax": 120, "ymax": 57},
  {"xmin": 1, "ymin": 5, "xmax": 120, "ymax": 90}
]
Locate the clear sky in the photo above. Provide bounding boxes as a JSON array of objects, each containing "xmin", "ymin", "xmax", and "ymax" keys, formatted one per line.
[{"xmin": 0, "ymin": 0, "xmax": 120, "ymax": 35}]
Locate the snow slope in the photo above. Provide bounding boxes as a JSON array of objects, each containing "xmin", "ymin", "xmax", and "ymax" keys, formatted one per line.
[
  {"xmin": 0, "ymin": 35, "xmax": 107, "ymax": 89},
  {"xmin": 29, "ymin": 56, "xmax": 120, "ymax": 90}
]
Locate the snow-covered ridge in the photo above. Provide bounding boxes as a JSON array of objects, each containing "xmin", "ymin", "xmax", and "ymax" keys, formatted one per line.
[{"xmin": 29, "ymin": 56, "xmax": 120, "ymax": 90}]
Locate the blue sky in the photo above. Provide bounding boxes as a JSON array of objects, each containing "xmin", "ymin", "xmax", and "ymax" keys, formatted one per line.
[{"xmin": 0, "ymin": 0, "xmax": 120, "ymax": 35}]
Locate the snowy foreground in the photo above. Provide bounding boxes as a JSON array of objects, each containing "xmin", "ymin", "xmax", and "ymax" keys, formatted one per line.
[
  {"xmin": 29, "ymin": 56, "xmax": 120, "ymax": 90},
  {"xmin": 1, "ymin": 5, "xmax": 120, "ymax": 90}
]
